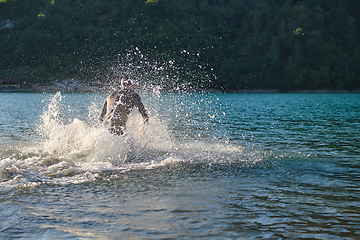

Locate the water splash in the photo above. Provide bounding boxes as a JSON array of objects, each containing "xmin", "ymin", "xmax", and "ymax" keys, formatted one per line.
[
  {"xmin": 85, "ymin": 47, "xmax": 211, "ymax": 93},
  {"xmin": 0, "ymin": 92, "xmax": 259, "ymax": 190},
  {"xmin": 34, "ymin": 92, "xmax": 174, "ymax": 163}
]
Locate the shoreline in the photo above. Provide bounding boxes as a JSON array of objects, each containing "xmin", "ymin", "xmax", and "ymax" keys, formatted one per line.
[
  {"xmin": 232, "ymin": 89, "xmax": 360, "ymax": 94},
  {"xmin": 1, "ymin": 85, "xmax": 360, "ymax": 94}
]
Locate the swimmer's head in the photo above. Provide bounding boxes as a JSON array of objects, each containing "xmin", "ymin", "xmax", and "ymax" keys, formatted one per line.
[{"xmin": 121, "ymin": 76, "xmax": 134, "ymax": 89}]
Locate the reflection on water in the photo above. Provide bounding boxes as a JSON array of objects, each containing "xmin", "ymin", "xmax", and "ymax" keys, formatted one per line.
[{"xmin": 0, "ymin": 93, "xmax": 359, "ymax": 239}]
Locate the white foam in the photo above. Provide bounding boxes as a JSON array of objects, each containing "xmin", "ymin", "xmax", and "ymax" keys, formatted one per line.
[
  {"xmin": 33, "ymin": 92, "xmax": 174, "ymax": 163},
  {"xmin": 0, "ymin": 158, "xmax": 18, "ymax": 168},
  {"xmin": 45, "ymin": 172, "xmax": 99, "ymax": 185}
]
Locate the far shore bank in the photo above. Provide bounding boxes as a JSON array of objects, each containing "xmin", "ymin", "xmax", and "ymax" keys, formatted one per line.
[
  {"xmin": 233, "ymin": 89, "xmax": 360, "ymax": 94},
  {"xmin": 0, "ymin": 85, "xmax": 359, "ymax": 94}
]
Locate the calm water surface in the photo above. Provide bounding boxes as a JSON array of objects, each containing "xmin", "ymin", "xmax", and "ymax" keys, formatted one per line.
[{"xmin": 0, "ymin": 92, "xmax": 359, "ymax": 239}]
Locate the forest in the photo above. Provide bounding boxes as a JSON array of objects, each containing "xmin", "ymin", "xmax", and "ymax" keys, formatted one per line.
[{"xmin": 0, "ymin": 0, "xmax": 359, "ymax": 91}]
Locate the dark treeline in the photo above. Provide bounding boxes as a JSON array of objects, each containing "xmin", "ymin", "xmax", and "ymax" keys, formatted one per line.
[{"xmin": 1, "ymin": 0, "xmax": 359, "ymax": 91}]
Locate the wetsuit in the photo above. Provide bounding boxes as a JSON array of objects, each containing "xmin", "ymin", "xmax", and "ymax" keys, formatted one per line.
[{"xmin": 99, "ymin": 89, "xmax": 149, "ymax": 135}]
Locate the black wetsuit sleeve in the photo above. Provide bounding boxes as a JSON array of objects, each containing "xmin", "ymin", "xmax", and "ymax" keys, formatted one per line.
[
  {"xmin": 99, "ymin": 99, "xmax": 107, "ymax": 123},
  {"xmin": 134, "ymin": 93, "xmax": 149, "ymax": 124}
]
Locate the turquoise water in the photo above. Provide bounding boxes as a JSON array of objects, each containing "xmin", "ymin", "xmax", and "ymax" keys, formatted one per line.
[{"xmin": 0, "ymin": 92, "xmax": 359, "ymax": 239}]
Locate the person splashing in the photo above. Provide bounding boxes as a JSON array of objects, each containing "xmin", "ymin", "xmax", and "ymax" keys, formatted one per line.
[{"xmin": 99, "ymin": 76, "xmax": 149, "ymax": 136}]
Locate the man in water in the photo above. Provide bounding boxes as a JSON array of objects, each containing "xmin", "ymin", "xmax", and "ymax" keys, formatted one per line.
[{"xmin": 99, "ymin": 76, "xmax": 149, "ymax": 136}]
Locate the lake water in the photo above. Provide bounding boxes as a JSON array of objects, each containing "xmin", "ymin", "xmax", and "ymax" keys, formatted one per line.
[{"xmin": 0, "ymin": 92, "xmax": 359, "ymax": 239}]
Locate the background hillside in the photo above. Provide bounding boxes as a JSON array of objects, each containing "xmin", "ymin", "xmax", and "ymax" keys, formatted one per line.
[{"xmin": 1, "ymin": 0, "xmax": 359, "ymax": 91}]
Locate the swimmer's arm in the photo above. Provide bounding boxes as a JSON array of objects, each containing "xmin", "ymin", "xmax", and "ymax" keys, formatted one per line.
[
  {"xmin": 99, "ymin": 100, "xmax": 107, "ymax": 123},
  {"xmin": 137, "ymin": 102, "xmax": 149, "ymax": 124},
  {"xmin": 134, "ymin": 95, "xmax": 149, "ymax": 124}
]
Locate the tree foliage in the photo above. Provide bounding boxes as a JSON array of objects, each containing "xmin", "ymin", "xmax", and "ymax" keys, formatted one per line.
[{"xmin": 0, "ymin": 0, "xmax": 359, "ymax": 90}]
